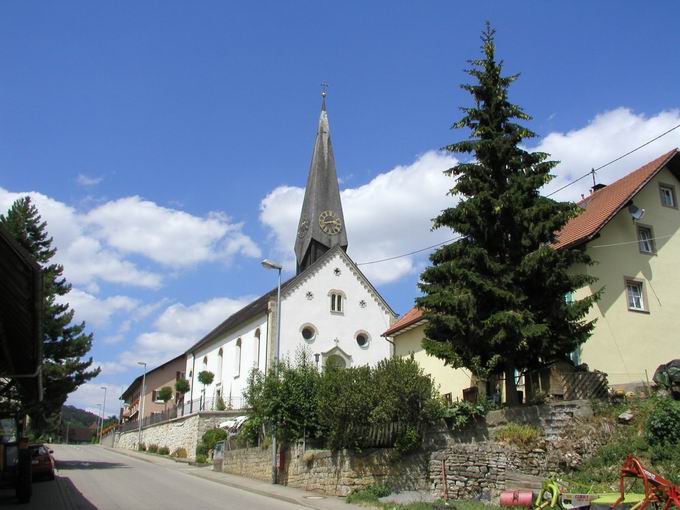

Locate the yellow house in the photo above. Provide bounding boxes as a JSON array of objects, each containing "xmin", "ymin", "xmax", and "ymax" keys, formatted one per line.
[
  {"xmin": 555, "ymin": 148, "xmax": 680, "ymax": 387},
  {"xmin": 385, "ymin": 148, "xmax": 680, "ymax": 397},
  {"xmin": 383, "ymin": 308, "xmax": 473, "ymax": 402}
]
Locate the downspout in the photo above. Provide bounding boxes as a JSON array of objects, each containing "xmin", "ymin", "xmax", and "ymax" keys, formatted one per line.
[{"xmin": 383, "ymin": 336, "xmax": 395, "ymax": 358}]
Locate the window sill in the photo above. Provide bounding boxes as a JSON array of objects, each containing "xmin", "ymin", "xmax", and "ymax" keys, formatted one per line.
[
  {"xmin": 233, "ymin": 374, "xmax": 240, "ymax": 379},
  {"xmin": 330, "ymin": 311, "xmax": 344, "ymax": 316},
  {"xmin": 627, "ymin": 308, "xmax": 650, "ymax": 314}
]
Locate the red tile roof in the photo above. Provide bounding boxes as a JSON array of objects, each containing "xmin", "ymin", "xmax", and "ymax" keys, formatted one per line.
[
  {"xmin": 383, "ymin": 306, "xmax": 425, "ymax": 337},
  {"xmin": 554, "ymin": 149, "xmax": 678, "ymax": 249}
]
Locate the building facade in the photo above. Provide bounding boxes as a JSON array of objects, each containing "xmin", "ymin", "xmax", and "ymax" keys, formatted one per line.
[
  {"xmin": 557, "ymin": 149, "xmax": 680, "ymax": 387},
  {"xmin": 120, "ymin": 354, "xmax": 186, "ymax": 421}
]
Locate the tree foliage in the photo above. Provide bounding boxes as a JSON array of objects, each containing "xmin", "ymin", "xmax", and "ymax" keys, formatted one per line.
[
  {"xmin": 244, "ymin": 351, "xmax": 442, "ymax": 452},
  {"xmin": 0, "ymin": 197, "xmax": 100, "ymax": 429},
  {"xmin": 175, "ymin": 378, "xmax": 190, "ymax": 395},
  {"xmin": 198, "ymin": 370, "xmax": 214, "ymax": 387},
  {"xmin": 417, "ymin": 24, "xmax": 598, "ymax": 404}
]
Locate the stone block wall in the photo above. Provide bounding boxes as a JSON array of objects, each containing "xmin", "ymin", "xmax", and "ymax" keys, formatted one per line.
[
  {"xmin": 429, "ymin": 442, "xmax": 555, "ymax": 500},
  {"xmin": 115, "ymin": 412, "xmax": 233, "ymax": 460},
  {"xmin": 220, "ymin": 444, "xmax": 429, "ymax": 497}
]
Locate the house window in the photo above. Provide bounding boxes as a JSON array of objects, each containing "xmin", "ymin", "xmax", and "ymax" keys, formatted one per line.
[
  {"xmin": 254, "ymin": 328, "xmax": 261, "ymax": 368},
  {"xmin": 637, "ymin": 225, "xmax": 655, "ymax": 254},
  {"xmin": 625, "ymin": 278, "xmax": 647, "ymax": 312},
  {"xmin": 217, "ymin": 348, "xmax": 224, "ymax": 382},
  {"xmin": 234, "ymin": 338, "xmax": 242, "ymax": 377},
  {"xmin": 659, "ymin": 184, "xmax": 677, "ymax": 208},
  {"xmin": 330, "ymin": 291, "xmax": 344, "ymax": 313}
]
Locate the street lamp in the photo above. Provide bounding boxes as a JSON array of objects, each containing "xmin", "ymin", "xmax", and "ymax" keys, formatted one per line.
[
  {"xmin": 261, "ymin": 258, "xmax": 282, "ymax": 484},
  {"xmin": 137, "ymin": 361, "xmax": 147, "ymax": 449},
  {"xmin": 99, "ymin": 386, "xmax": 107, "ymax": 444}
]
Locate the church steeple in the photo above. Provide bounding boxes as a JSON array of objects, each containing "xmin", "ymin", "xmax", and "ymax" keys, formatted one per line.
[{"xmin": 294, "ymin": 91, "xmax": 348, "ymax": 274}]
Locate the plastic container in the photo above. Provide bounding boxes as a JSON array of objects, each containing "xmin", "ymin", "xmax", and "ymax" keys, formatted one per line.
[{"xmin": 500, "ymin": 490, "xmax": 534, "ymax": 507}]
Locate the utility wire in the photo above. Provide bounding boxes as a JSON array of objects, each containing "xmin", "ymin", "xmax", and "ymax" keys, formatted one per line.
[
  {"xmin": 356, "ymin": 235, "xmax": 465, "ymax": 266},
  {"xmin": 546, "ymin": 122, "xmax": 680, "ymax": 197},
  {"xmin": 356, "ymin": 123, "xmax": 680, "ymax": 266}
]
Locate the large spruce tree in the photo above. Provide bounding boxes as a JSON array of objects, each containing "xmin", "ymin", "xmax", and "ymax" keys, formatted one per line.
[
  {"xmin": 1, "ymin": 197, "xmax": 100, "ymax": 429},
  {"xmin": 417, "ymin": 25, "xmax": 598, "ymax": 405}
]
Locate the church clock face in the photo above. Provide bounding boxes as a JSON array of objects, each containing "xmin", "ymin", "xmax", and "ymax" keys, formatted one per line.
[
  {"xmin": 319, "ymin": 210, "xmax": 342, "ymax": 235},
  {"xmin": 297, "ymin": 218, "xmax": 309, "ymax": 239}
]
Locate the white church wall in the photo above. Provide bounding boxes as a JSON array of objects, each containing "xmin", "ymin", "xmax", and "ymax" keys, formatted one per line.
[
  {"xmin": 279, "ymin": 250, "xmax": 394, "ymax": 369},
  {"xmin": 186, "ymin": 314, "xmax": 268, "ymax": 408}
]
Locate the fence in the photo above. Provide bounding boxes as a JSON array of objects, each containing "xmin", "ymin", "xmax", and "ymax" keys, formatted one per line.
[
  {"xmin": 562, "ymin": 371, "xmax": 609, "ymax": 400},
  {"xmin": 118, "ymin": 395, "xmax": 249, "ymax": 433}
]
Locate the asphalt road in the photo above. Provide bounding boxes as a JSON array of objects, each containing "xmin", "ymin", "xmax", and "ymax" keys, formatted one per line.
[{"xmin": 0, "ymin": 444, "xmax": 330, "ymax": 509}]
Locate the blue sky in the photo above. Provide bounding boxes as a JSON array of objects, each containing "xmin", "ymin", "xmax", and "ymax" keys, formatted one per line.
[{"xmin": 1, "ymin": 1, "xmax": 679, "ymax": 413}]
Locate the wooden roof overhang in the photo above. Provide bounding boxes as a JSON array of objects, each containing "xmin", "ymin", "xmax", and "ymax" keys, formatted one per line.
[{"xmin": 0, "ymin": 225, "xmax": 43, "ymax": 403}]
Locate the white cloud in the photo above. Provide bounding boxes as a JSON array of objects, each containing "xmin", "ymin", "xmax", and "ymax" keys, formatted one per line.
[
  {"xmin": 0, "ymin": 188, "xmax": 163, "ymax": 289},
  {"xmin": 260, "ymin": 151, "xmax": 459, "ymax": 284},
  {"xmin": 76, "ymin": 174, "xmax": 103, "ymax": 187},
  {"xmin": 93, "ymin": 360, "xmax": 129, "ymax": 376},
  {"xmin": 536, "ymin": 108, "xmax": 680, "ymax": 201},
  {"xmin": 86, "ymin": 196, "xmax": 261, "ymax": 267},
  {"xmin": 60, "ymin": 288, "xmax": 139, "ymax": 329},
  {"xmin": 66, "ymin": 382, "xmax": 127, "ymax": 415}
]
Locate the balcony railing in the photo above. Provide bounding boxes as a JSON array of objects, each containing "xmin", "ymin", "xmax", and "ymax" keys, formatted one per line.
[{"xmin": 118, "ymin": 395, "xmax": 249, "ymax": 433}]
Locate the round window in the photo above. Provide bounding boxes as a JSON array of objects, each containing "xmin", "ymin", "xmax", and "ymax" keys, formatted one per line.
[
  {"xmin": 301, "ymin": 326, "xmax": 316, "ymax": 341},
  {"xmin": 356, "ymin": 333, "xmax": 369, "ymax": 347}
]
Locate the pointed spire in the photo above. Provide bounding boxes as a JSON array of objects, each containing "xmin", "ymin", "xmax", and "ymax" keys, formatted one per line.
[
  {"xmin": 321, "ymin": 82, "xmax": 328, "ymax": 111},
  {"xmin": 294, "ymin": 93, "xmax": 348, "ymax": 273}
]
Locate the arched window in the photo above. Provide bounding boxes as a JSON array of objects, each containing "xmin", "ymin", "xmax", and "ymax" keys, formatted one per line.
[
  {"xmin": 235, "ymin": 338, "xmax": 242, "ymax": 377},
  {"xmin": 202, "ymin": 356, "xmax": 208, "ymax": 370},
  {"xmin": 217, "ymin": 348, "xmax": 224, "ymax": 382},
  {"xmin": 328, "ymin": 290, "xmax": 346, "ymax": 314},
  {"xmin": 254, "ymin": 329, "xmax": 261, "ymax": 368}
]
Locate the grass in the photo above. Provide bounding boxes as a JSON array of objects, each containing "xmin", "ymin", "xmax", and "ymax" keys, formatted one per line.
[
  {"xmin": 346, "ymin": 485, "xmax": 502, "ymax": 510},
  {"xmin": 494, "ymin": 423, "xmax": 541, "ymax": 448}
]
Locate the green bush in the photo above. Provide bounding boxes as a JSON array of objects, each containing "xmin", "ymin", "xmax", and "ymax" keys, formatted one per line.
[
  {"xmin": 647, "ymin": 398, "xmax": 680, "ymax": 445},
  {"xmin": 147, "ymin": 444, "xmax": 159, "ymax": 453},
  {"xmin": 394, "ymin": 426, "xmax": 421, "ymax": 456},
  {"xmin": 494, "ymin": 423, "xmax": 541, "ymax": 447},
  {"xmin": 138, "ymin": 442, "xmax": 146, "ymax": 451},
  {"xmin": 346, "ymin": 483, "xmax": 392, "ymax": 503},
  {"xmin": 215, "ymin": 395, "xmax": 226, "ymax": 411},
  {"xmin": 195, "ymin": 454, "xmax": 208, "ymax": 464},
  {"xmin": 236, "ymin": 416, "xmax": 262, "ymax": 447},
  {"xmin": 171, "ymin": 447, "xmax": 188, "ymax": 458},
  {"xmin": 158, "ymin": 446, "xmax": 170, "ymax": 455},
  {"xmin": 441, "ymin": 400, "xmax": 489, "ymax": 430},
  {"xmin": 196, "ymin": 428, "xmax": 228, "ymax": 456}
]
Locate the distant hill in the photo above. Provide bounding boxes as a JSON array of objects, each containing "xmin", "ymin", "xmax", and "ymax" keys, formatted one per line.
[{"xmin": 62, "ymin": 405, "xmax": 100, "ymax": 429}]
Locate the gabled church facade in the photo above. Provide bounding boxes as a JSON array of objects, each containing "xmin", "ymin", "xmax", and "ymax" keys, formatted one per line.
[{"xmin": 183, "ymin": 97, "xmax": 397, "ymax": 409}]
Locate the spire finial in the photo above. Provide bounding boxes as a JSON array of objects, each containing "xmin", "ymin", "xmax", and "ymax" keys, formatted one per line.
[{"xmin": 321, "ymin": 81, "xmax": 328, "ymax": 110}]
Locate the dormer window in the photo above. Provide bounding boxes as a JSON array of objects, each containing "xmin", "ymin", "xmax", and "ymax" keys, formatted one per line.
[{"xmin": 329, "ymin": 291, "xmax": 345, "ymax": 314}]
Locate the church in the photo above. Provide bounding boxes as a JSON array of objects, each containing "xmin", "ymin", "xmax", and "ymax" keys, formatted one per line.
[{"xmin": 183, "ymin": 95, "xmax": 397, "ymax": 409}]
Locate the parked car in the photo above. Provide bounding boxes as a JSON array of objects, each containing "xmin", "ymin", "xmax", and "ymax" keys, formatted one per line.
[{"xmin": 29, "ymin": 444, "xmax": 54, "ymax": 481}]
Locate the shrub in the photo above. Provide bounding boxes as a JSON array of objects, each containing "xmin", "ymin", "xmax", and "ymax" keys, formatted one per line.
[
  {"xmin": 494, "ymin": 423, "xmax": 541, "ymax": 447},
  {"xmin": 215, "ymin": 395, "xmax": 226, "ymax": 411},
  {"xmin": 195, "ymin": 454, "xmax": 208, "ymax": 464},
  {"xmin": 196, "ymin": 428, "xmax": 228, "ymax": 456},
  {"xmin": 346, "ymin": 483, "xmax": 392, "ymax": 504},
  {"xmin": 138, "ymin": 442, "xmax": 146, "ymax": 451},
  {"xmin": 147, "ymin": 444, "xmax": 159, "ymax": 453},
  {"xmin": 158, "ymin": 446, "xmax": 170, "ymax": 455},
  {"xmin": 441, "ymin": 400, "xmax": 489, "ymax": 430},
  {"xmin": 171, "ymin": 448, "xmax": 188, "ymax": 458},
  {"xmin": 394, "ymin": 426, "xmax": 421, "ymax": 456},
  {"xmin": 647, "ymin": 398, "xmax": 680, "ymax": 445}
]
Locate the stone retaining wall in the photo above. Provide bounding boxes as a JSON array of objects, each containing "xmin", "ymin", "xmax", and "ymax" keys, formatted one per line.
[
  {"xmin": 115, "ymin": 412, "xmax": 235, "ymax": 460},
  {"xmin": 220, "ymin": 444, "xmax": 429, "ymax": 496},
  {"xmin": 217, "ymin": 400, "xmax": 593, "ymax": 498}
]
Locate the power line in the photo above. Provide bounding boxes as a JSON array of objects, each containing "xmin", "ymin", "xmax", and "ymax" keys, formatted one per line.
[
  {"xmin": 546, "ymin": 122, "xmax": 680, "ymax": 197},
  {"xmin": 356, "ymin": 235, "xmax": 465, "ymax": 266}
]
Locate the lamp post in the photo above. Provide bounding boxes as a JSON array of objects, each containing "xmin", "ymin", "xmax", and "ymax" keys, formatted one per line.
[
  {"xmin": 99, "ymin": 386, "xmax": 107, "ymax": 444},
  {"xmin": 137, "ymin": 361, "xmax": 147, "ymax": 449},
  {"xmin": 261, "ymin": 258, "xmax": 282, "ymax": 484}
]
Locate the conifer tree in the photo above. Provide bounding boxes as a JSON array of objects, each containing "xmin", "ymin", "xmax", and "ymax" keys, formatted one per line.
[
  {"xmin": 417, "ymin": 25, "xmax": 598, "ymax": 405},
  {"xmin": 1, "ymin": 197, "xmax": 100, "ymax": 428}
]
